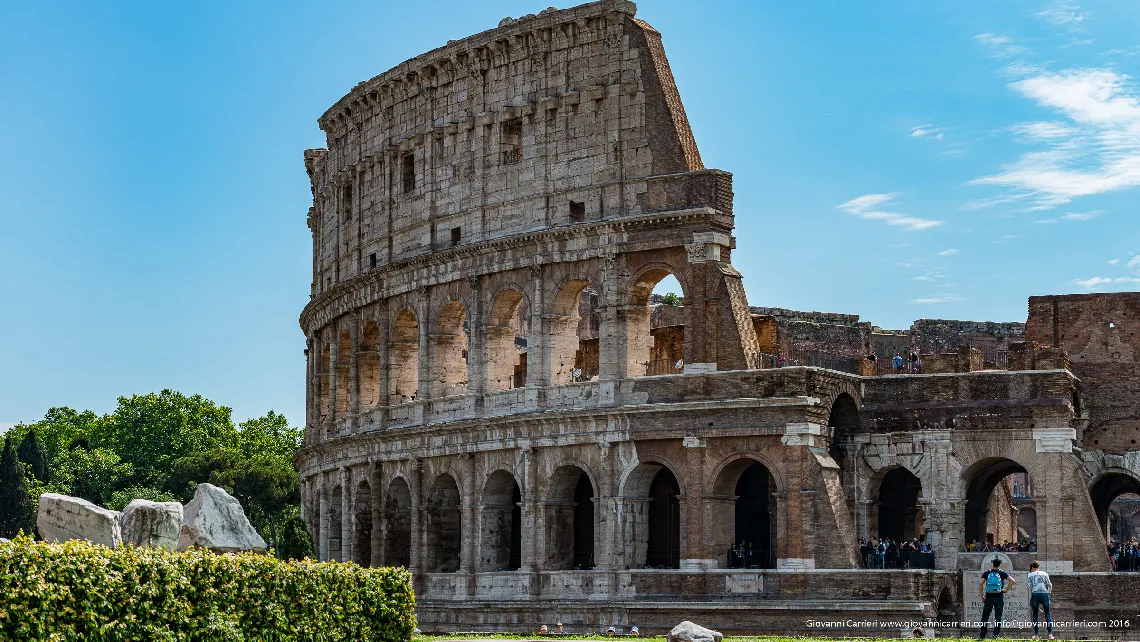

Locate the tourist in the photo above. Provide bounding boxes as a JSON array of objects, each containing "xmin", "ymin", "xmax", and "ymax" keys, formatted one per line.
[
  {"xmin": 607, "ymin": 627, "xmax": 616, "ymax": 635},
  {"xmin": 557, "ymin": 622, "xmax": 565, "ymax": 635},
  {"xmin": 909, "ymin": 351, "xmax": 918, "ymax": 372},
  {"xmin": 978, "ymin": 557, "xmax": 1014, "ymax": 640},
  {"xmin": 630, "ymin": 626, "xmax": 639, "ymax": 636},
  {"xmin": 1027, "ymin": 560, "xmax": 1054, "ymax": 640},
  {"xmin": 892, "ymin": 353, "xmax": 905, "ymax": 371},
  {"xmin": 539, "ymin": 625, "xmax": 549, "ymax": 634}
]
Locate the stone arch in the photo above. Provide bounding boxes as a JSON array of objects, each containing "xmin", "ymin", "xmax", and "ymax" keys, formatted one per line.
[
  {"xmin": 424, "ymin": 473, "xmax": 461, "ymax": 572},
  {"xmin": 626, "ymin": 263, "xmax": 689, "ymax": 377},
  {"xmin": 1090, "ymin": 469, "xmax": 1140, "ymax": 542},
  {"xmin": 383, "ymin": 476, "xmax": 412, "ymax": 567},
  {"xmin": 335, "ymin": 329, "xmax": 352, "ymax": 419},
  {"xmin": 352, "ymin": 478, "xmax": 372, "ymax": 566},
  {"xmin": 545, "ymin": 464, "xmax": 596, "ymax": 570},
  {"xmin": 827, "ymin": 392, "xmax": 861, "ymax": 483},
  {"xmin": 359, "ymin": 319, "xmax": 382, "ymax": 410},
  {"xmin": 487, "ymin": 287, "xmax": 529, "ymax": 391},
  {"xmin": 328, "ymin": 484, "xmax": 343, "ymax": 562},
  {"xmin": 549, "ymin": 277, "xmax": 603, "ymax": 384},
  {"xmin": 962, "ymin": 457, "xmax": 1030, "ymax": 545},
  {"xmin": 433, "ymin": 300, "xmax": 469, "ymax": 397},
  {"xmin": 621, "ymin": 460, "xmax": 684, "ymax": 569},
  {"xmin": 479, "ymin": 469, "xmax": 522, "ymax": 571},
  {"xmin": 389, "ymin": 308, "xmax": 419, "ymax": 403},
  {"xmin": 937, "ymin": 585, "xmax": 956, "ymax": 622},
  {"xmin": 711, "ymin": 456, "xmax": 778, "ymax": 569},
  {"xmin": 872, "ymin": 466, "xmax": 923, "ymax": 542}
]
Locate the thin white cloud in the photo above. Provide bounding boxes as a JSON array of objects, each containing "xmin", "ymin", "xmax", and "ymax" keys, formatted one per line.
[
  {"xmin": 975, "ymin": 33, "xmax": 1027, "ymax": 58},
  {"xmin": 1036, "ymin": 1, "xmax": 1087, "ymax": 26},
  {"xmin": 1074, "ymin": 276, "xmax": 1140, "ymax": 288},
  {"xmin": 1035, "ymin": 210, "xmax": 1100, "ymax": 223},
  {"xmin": 937, "ymin": 248, "xmax": 959, "ymax": 255},
  {"xmin": 1128, "ymin": 255, "xmax": 1140, "ymax": 268},
  {"xmin": 1108, "ymin": 258, "xmax": 1120, "ymax": 265},
  {"xmin": 913, "ymin": 296, "xmax": 965, "ymax": 304},
  {"xmin": 911, "ymin": 124, "xmax": 945, "ymax": 140},
  {"xmin": 837, "ymin": 193, "xmax": 943, "ymax": 231},
  {"xmin": 971, "ymin": 68, "xmax": 1140, "ymax": 209}
]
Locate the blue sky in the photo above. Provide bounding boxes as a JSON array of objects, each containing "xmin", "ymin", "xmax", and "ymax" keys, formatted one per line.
[{"xmin": 2, "ymin": 0, "xmax": 1139, "ymax": 428}]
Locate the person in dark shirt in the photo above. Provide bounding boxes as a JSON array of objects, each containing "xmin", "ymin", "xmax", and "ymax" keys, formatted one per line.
[{"xmin": 978, "ymin": 558, "xmax": 1015, "ymax": 639}]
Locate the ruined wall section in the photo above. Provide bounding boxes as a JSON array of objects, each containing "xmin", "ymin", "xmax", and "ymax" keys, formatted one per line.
[
  {"xmin": 910, "ymin": 319, "xmax": 1025, "ymax": 356},
  {"xmin": 303, "ymin": 0, "xmax": 710, "ymax": 297},
  {"xmin": 1027, "ymin": 292, "xmax": 1140, "ymax": 453}
]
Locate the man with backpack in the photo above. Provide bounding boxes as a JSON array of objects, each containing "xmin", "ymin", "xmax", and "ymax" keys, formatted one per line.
[
  {"xmin": 978, "ymin": 557, "xmax": 1015, "ymax": 639},
  {"xmin": 1027, "ymin": 560, "xmax": 1054, "ymax": 639}
]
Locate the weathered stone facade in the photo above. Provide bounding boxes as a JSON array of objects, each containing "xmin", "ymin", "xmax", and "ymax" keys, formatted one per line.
[{"xmin": 297, "ymin": 1, "xmax": 1140, "ymax": 635}]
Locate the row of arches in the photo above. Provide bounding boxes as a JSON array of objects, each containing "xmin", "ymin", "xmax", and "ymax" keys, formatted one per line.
[
  {"xmin": 315, "ymin": 269, "xmax": 689, "ymax": 424},
  {"xmin": 317, "ymin": 456, "xmax": 781, "ymax": 571}
]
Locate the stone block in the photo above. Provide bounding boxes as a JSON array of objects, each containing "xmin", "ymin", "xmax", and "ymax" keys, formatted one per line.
[
  {"xmin": 37, "ymin": 493, "xmax": 122, "ymax": 547},
  {"xmin": 667, "ymin": 621, "xmax": 723, "ymax": 642},
  {"xmin": 120, "ymin": 499, "xmax": 183, "ymax": 549},
  {"xmin": 177, "ymin": 483, "xmax": 267, "ymax": 553}
]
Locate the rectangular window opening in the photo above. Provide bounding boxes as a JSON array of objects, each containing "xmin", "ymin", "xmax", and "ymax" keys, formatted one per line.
[
  {"xmin": 450, "ymin": 226, "xmax": 461, "ymax": 247},
  {"xmin": 402, "ymin": 153, "xmax": 415, "ymax": 193},
  {"xmin": 501, "ymin": 118, "xmax": 522, "ymax": 165},
  {"xmin": 369, "ymin": 253, "xmax": 377, "ymax": 269},
  {"xmin": 569, "ymin": 201, "xmax": 585, "ymax": 223},
  {"xmin": 342, "ymin": 182, "xmax": 353, "ymax": 221}
]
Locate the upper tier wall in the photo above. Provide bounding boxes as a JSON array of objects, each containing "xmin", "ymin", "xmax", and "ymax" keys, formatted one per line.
[{"xmin": 303, "ymin": 0, "xmax": 704, "ymax": 296}]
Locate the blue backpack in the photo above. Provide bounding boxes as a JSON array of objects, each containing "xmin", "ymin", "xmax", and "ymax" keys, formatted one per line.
[{"xmin": 984, "ymin": 570, "xmax": 1004, "ymax": 593}]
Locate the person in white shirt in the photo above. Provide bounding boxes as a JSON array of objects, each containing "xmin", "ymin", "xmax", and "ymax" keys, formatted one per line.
[{"xmin": 1027, "ymin": 560, "xmax": 1054, "ymax": 639}]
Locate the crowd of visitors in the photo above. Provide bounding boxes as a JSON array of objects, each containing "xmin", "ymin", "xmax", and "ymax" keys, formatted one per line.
[
  {"xmin": 1109, "ymin": 540, "xmax": 1140, "ymax": 571},
  {"xmin": 962, "ymin": 540, "xmax": 1037, "ymax": 552},
  {"xmin": 859, "ymin": 537, "xmax": 933, "ymax": 568}
]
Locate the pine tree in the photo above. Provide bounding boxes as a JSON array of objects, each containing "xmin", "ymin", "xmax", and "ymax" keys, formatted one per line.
[
  {"xmin": 0, "ymin": 435, "xmax": 36, "ymax": 538},
  {"xmin": 17, "ymin": 428, "xmax": 48, "ymax": 483}
]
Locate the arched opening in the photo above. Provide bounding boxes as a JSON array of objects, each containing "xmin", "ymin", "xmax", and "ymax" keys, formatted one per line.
[
  {"xmin": 827, "ymin": 393, "xmax": 860, "ymax": 482},
  {"xmin": 383, "ymin": 477, "xmax": 412, "ymax": 567},
  {"xmin": 335, "ymin": 330, "xmax": 351, "ymax": 419},
  {"xmin": 876, "ymin": 467, "xmax": 923, "ymax": 541},
  {"xmin": 963, "ymin": 458, "xmax": 1029, "ymax": 546},
  {"xmin": 937, "ymin": 586, "xmax": 956, "ymax": 622},
  {"xmin": 1090, "ymin": 472, "xmax": 1140, "ymax": 543},
  {"xmin": 711, "ymin": 458, "xmax": 777, "ymax": 569},
  {"xmin": 487, "ymin": 289, "xmax": 529, "ymax": 391},
  {"xmin": 389, "ymin": 309, "xmax": 419, "ymax": 404},
  {"xmin": 352, "ymin": 480, "xmax": 372, "ymax": 566},
  {"xmin": 359, "ymin": 320, "xmax": 382, "ymax": 410},
  {"xmin": 646, "ymin": 468, "xmax": 681, "ymax": 568},
  {"xmin": 546, "ymin": 465, "xmax": 595, "ymax": 570},
  {"xmin": 479, "ymin": 470, "xmax": 522, "ymax": 571},
  {"xmin": 550, "ymin": 280, "xmax": 601, "ymax": 384},
  {"xmin": 433, "ymin": 301, "xmax": 469, "ymax": 397},
  {"xmin": 630, "ymin": 270, "xmax": 686, "ymax": 376},
  {"xmin": 319, "ymin": 342, "xmax": 331, "ymax": 424},
  {"xmin": 328, "ymin": 484, "xmax": 343, "ymax": 562},
  {"xmin": 424, "ymin": 474, "xmax": 461, "ymax": 572}
]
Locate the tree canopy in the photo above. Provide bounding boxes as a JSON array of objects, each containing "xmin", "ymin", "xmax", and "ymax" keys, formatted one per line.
[{"xmin": 4, "ymin": 390, "xmax": 311, "ymax": 558}]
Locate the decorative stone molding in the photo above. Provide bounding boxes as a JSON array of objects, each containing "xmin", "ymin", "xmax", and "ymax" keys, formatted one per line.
[{"xmin": 782, "ymin": 422, "xmax": 822, "ymax": 447}]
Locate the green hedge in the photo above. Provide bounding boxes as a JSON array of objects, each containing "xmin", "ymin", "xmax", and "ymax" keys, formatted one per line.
[{"xmin": 0, "ymin": 535, "xmax": 416, "ymax": 642}]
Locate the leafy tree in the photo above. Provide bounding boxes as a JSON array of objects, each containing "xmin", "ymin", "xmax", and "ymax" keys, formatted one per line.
[
  {"xmin": 237, "ymin": 411, "xmax": 302, "ymax": 464},
  {"xmin": 94, "ymin": 390, "xmax": 238, "ymax": 487},
  {"xmin": 107, "ymin": 486, "xmax": 178, "ymax": 511},
  {"xmin": 52, "ymin": 447, "xmax": 134, "ymax": 506},
  {"xmin": 17, "ymin": 429, "xmax": 48, "ymax": 483},
  {"xmin": 660, "ymin": 292, "xmax": 682, "ymax": 306},
  {"xmin": 276, "ymin": 507, "xmax": 315, "ymax": 560},
  {"xmin": 0, "ymin": 436, "xmax": 35, "ymax": 538}
]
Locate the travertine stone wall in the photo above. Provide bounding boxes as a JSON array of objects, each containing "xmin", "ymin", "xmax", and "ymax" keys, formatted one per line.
[{"xmin": 294, "ymin": 1, "xmax": 1136, "ymax": 633}]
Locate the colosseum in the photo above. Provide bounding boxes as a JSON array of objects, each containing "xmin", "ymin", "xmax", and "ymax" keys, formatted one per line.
[{"xmin": 297, "ymin": 0, "xmax": 1140, "ymax": 635}]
